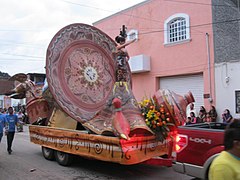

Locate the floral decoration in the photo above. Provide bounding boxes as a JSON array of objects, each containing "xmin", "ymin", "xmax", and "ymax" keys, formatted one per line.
[{"xmin": 139, "ymin": 97, "xmax": 175, "ymax": 142}]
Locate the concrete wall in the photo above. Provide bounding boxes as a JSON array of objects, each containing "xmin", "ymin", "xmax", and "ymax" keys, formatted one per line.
[
  {"xmin": 212, "ymin": 0, "xmax": 240, "ymax": 120},
  {"xmin": 215, "ymin": 61, "xmax": 240, "ymax": 120},
  {"xmin": 212, "ymin": 0, "xmax": 240, "ymax": 63}
]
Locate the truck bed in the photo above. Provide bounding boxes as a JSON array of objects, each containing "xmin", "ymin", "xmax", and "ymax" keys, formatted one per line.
[
  {"xmin": 29, "ymin": 125, "xmax": 172, "ymax": 165},
  {"xmin": 180, "ymin": 122, "xmax": 226, "ymax": 130}
]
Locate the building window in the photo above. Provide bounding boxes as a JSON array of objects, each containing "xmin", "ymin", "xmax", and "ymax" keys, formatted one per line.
[
  {"xmin": 0, "ymin": 100, "xmax": 3, "ymax": 108},
  {"xmin": 164, "ymin": 13, "xmax": 190, "ymax": 45},
  {"xmin": 235, "ymin": 90, "xmax": 240, "ymax": 113},
  {"xmin": 127, "ymin": 29, "xmax": 138, "ymax": 41}
]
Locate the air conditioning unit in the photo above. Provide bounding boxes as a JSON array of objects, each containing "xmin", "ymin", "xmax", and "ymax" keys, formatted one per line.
[{"xmin": 128, "ymin": 54, "xmax": 151, "ymax": 73}]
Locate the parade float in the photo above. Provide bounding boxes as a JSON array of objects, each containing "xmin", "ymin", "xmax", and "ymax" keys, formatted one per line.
[{"xmin": 6, "ymin": 23, "xmax": 194, "ymax": 166}]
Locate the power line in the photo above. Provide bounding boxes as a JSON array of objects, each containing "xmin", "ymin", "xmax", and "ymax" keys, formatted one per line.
[
  {"xmin": 0, "ymin": 39, "xmax": 45, "ymax": 47},
  {"xmin": 0, "ymin": 58, "xmax": 44, "ymax": 61},
  {"xmin": 0, "ymin": 28, "xmax": 46, "ymax": 32},
  {"xmin": 61, "ymin": 0, "xmax": 114, "ymax": 12},
  {"xmin": 0, "ymin": 43, "xmax": 45, "ymax": 49},
  {"xmin": 155, "ymin": 61, "xmax": 216, "ymax": 74},
  {"xmin": 0, "ymin": 53, "xmax": 44, "ymax": 59},
  {"xmin": 0, "ymin": 18, "xmax": 238, "ymax": 49},
  {"xmin": 163, "ymin": 0, "xmax": 237, "ymax": 8},
  {"xmin": 101, "ymin": 16, "xmax": 240, "ymax": 37},
  {"xmin": 61, "ymin": 0, "xmax": 163, "ymax": 23},
  {"xmin": 138, "ymin": 18, "xmax": 240, "ymax": 35},
  {"xmin": 0, "ymin": 1, "xmax": 238, "ymax": 50}
]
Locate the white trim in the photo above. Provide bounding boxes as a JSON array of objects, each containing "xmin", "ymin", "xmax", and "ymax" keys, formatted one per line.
[
  {"xmin": 164, "ymin": 38, "xmax": 191, "ymax": 47},
  {"xmin": 164, "ymin": 13, "xmax": 191, "ymax": 45},
  {"xmin": 127, "ymin": 29, "xmax": 138, "ymax": 41}
]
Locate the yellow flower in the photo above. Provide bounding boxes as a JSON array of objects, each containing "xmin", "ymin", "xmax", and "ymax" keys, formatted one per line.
[
  {"xmin": 147, "ymin": 109, "xmax": 154, "ymax": 119},
  {"xmin": 139, "ymin": 96, "xmax": 175, "ymax": 142},
  {"xmin": 143, "ymin": 99, "xmax": 150, "ymax": 106}
]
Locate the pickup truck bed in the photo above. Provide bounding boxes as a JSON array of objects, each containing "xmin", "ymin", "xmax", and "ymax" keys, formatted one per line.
[{"xmin": 173, "ymin": 123, "xmax": 227, "ymax": 179}]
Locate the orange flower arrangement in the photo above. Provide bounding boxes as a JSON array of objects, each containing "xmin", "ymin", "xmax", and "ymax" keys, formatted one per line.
[{"xmin": 139, "ymin": 97, "xmax": 174, "ymax": 141}]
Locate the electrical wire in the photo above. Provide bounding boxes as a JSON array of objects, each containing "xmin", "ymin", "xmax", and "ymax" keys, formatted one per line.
[
  {"xmin": 0, "ymin": 0, "xmax": 238, "ymax": 66},
  {"xmin": 0, "ymin": 53, "xmax": 44, "ymax": 59},
  {"xmin": 0, "ymin": 39, "xmax": 44, "ymax": 47},
  {"xmin": 0, "ymin": 58, "xmax": 44, "ymax": 61},
  {"xmin": 163, "ymin": 0, "xmax": 237, "ymax": 8},
  {"xmin": 138, "ymin": 18, "xmax": 240, "ymax": 36},
  {"xmin": 61, "ymin": 0, "xmax": 162, "ymax": 23}
]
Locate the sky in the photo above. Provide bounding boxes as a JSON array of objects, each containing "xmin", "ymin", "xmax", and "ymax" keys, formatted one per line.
[{"xmin": 0, "ymin": 0, "xmax": 145, "ymax": 76}]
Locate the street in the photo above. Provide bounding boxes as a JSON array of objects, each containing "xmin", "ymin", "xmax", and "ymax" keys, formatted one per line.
[{"xmin": 0, "ymin": 125, "xmax": 193, "ymax": 180}]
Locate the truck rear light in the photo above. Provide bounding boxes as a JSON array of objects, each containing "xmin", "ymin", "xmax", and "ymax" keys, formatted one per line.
[{"xmin": 175, "ymin": 134, "xmax": 188, "ymax": 153}]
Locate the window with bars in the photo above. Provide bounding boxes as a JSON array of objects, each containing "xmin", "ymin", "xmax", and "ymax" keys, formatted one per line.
[
  {"xmin": 164, "ymin": 13, "xmax": 190, "ymax": 45},
  {"xmin": 169, "ymin": 18, "xmax": 186, "ymax": 42}
]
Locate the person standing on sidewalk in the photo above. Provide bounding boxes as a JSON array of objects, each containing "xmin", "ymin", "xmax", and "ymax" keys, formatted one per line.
[
  {"xmin": 209, "ymin": 119, "xmax": 240, "ymax": 180},
  {"xmin": 0, "ymin": 108, "xmax": 6, "ymax": 143},
  {"xmin": 5, "ymin": 107, "xmax": 19, "ymax": 154}
]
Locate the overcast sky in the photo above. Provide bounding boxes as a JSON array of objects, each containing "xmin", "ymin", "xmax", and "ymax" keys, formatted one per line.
[{"xmin": 0, "ymin": 0, "xmax": 145, "ymax": 76}]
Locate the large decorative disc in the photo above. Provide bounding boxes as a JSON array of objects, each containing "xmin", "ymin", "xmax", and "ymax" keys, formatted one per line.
[{"xmin": 46, "ymin": 23, "xmax": 117, "ymax": 123}]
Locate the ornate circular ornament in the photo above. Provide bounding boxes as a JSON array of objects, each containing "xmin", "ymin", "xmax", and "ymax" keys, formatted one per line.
[
  {"xmin": 84, "ymin": 66, "xmax": 98, "ymax": 83},
  {"xmin": 46, "ymin": 23, "xmax": 117, "ymax": 123}
]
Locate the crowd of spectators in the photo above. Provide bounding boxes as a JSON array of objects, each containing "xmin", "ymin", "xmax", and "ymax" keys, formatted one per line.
[{"xmin": 185, "ymin": 103, "xmax": 233, "ymax": 125}]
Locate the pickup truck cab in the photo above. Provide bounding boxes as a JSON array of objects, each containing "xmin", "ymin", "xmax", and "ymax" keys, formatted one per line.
[{"xmin": 173, "ymin": 123, "xmax": 227, "ymax": 179}]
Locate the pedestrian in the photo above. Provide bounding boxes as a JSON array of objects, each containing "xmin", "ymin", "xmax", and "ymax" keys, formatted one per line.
[
  {"xmin": 17, "ymin": 110, "xmax": 24, "ymax": 132},
  {"xmin": 186, "ymin": 103, "xmax": 198, "ymax": 118},
  {"xmin": 208, "ymin": 105, "xmax": 218, "ymax": 122},
  {"xmin": 185, "ymin": 117, "xmax": 192, "ymax": 125},
  {"xmin": 208, "ymin": 119, "xmax": 240, "ymax": 180},
  {"xmin": 190, "ymin": 112, "xmax": 198, "ymax": 124},
  {"xmin": 199, "ymin": 106, "xmax": 207, "ymax": 114},
  {"xmin": 0, "ymin": 108, "xmax": 6, "ymax": 143},
  {"xmin": 5, "ymin": 107, "xmax": 19, "ymax": 154},
  {"xmin": 222, "ymin": 109, "xmax": 233, "ymax": 124},
  {"xmin": 205, "ymin": 112, "xmax": 212, "ymax": 123},
  {"xmin": 198, "ymin": 108, "xmax": 206, "ymax": 123}
]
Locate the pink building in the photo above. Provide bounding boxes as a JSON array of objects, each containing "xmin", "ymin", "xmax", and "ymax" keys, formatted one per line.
[{"xmin": 93, "ymin": 0, "xmax": 215, "ymax": 111}]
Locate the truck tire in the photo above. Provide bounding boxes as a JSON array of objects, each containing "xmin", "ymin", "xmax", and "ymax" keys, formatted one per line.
[
  {"xmin": 54, "ymin": 150, "xmax": 73, "ymax": 166},
  {"xmin": 42, "ymin": 146, "xmax": 55, "ymax": 160}
]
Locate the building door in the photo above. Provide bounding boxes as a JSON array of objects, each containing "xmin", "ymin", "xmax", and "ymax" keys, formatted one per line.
[{"xmin": 160, "ymin": 74, "xmax": 204, "ymax": 112}]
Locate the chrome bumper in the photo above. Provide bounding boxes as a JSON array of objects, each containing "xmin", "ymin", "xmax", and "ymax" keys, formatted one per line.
[{"xmin": 172, "ymin": 162, "xmax": 204, "ymax": 179}]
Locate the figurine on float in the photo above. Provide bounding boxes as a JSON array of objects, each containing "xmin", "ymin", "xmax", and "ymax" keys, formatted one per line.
[
  {"xmin": 4, "ymin": 73, "xmax": 35, "ymax": 99},
  {"xmin": 83, "ymin": 26, "xmax": 153, "ymax": 139},
  {"xmin": 4, "ymin": 73, "xmax": 50, "ymax": 125}
]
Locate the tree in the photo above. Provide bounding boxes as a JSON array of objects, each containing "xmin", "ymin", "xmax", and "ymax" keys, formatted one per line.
[{"xmin": 0, "ymin": 71, "xmax": 10, "ymax": 78}]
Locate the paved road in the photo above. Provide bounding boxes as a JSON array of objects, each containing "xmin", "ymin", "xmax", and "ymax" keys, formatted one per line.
[{"xmin": 0, "ymin": 125, "xmax": 194, "ymax": 180}]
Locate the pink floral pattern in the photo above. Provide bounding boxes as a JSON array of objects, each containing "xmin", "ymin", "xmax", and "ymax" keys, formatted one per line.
[{"xmin": 46, "ymin": 24, "xmax": 116, "ymax": 122}]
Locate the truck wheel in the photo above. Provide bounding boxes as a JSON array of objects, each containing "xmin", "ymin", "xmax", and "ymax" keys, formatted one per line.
[
  {"xmin": 42, "ymin": 146, "xmax": 55, "ymax": 160},
  {"xmin": 54, "ymin": 150, "xmax": 73, "ymax": 166}
]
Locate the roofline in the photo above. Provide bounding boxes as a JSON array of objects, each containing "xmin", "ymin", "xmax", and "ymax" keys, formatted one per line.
[
  {"xmin": 93, "ymin": 0, "xmax": 151, "ymax": 25},
  {"xmin": 27, "ymin": 73, "xmax": 46, "ymax": 76}
]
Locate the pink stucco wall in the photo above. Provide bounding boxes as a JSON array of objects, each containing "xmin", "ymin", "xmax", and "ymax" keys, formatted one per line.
[{"xmin": 93, "ymin": 0, "xmax": 215, "ymax": 108}]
